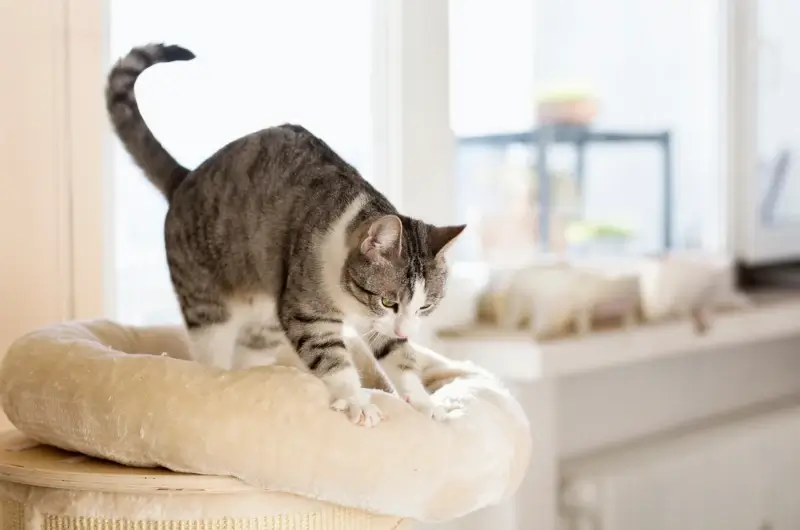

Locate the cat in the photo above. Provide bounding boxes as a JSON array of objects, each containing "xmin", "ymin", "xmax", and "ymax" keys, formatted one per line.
[{"xmin": 106, "ymin": 43, "xmax": 465, "ymax": 427}]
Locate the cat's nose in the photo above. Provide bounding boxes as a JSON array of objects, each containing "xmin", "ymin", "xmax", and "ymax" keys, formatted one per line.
[{"xmin": 394, "ymin": 328, "xmax": 408, "ymax": 339}]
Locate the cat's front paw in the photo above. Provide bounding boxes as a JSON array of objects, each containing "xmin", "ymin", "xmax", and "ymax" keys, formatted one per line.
[
  {"xmin": 331, "ymin": 395, "xmax": 383, "ymax": 427},
  {"xmin": 403, "ymin": 394, "xmax": 448, "ymax": 422}
]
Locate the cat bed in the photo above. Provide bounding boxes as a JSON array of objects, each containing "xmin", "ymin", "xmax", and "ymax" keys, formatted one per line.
[
  {"xmin": 0, "ymin": 320, "xmax": 530, "ymax": 524},
  {"xmin": 0, "ymin": 431, "xmax": 413, "ymax": 530}
]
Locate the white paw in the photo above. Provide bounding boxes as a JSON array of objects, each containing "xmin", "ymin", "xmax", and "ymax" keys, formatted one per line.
[
  {"xmin": 331, "ymin": 396, "xmax": 384, "ymax": 427},
  {"xmin": 403, "ymin": 394, "xmax": 449, "ymax": 422}
]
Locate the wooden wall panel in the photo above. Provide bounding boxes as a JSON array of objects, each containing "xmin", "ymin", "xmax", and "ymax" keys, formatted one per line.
[
  {"xmin": 0, "ymin": 0, "xmax": 72, "ymax": 354},
  {"xmin": 0, "ymin": 0, "xmax": 106, "ymax": 435},
  {"xmin": 66, "ymin": 0, "xmax": 107, "ymax": 321}
]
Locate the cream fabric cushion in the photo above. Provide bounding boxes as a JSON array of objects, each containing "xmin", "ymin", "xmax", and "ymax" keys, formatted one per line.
[
  {"xmin": 0, "ymin": 320, "xmax": 530, "ymax": 523},
  {"xmin": 0, "ymin": 431, "xmax": 415, "ymax": 530}
]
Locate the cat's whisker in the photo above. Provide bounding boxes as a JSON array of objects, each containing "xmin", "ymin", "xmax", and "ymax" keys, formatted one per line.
[{"xmin": 364, "ymin": 329, "xmax": 381, "ymax": 346}]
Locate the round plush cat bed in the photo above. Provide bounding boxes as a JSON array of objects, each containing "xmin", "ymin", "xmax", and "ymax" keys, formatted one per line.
[
  {"xmin": 0, "ymin": 431, "xmax": 411, "ymax": 530},
  {"xmin": 0, "ymin": 321, "xmax": 530, "ymax": 527}
]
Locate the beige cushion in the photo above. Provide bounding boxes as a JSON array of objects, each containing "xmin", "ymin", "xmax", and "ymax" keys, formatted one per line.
[
  {"xmin": 0, "ymin": 431, "xmax": 413, "ymax": 530},
  {"xmin": 0, "ymin": 320, "xmax": 530, "ymax": 523}
]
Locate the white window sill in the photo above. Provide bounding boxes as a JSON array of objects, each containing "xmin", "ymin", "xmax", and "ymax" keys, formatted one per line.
[{"xmin": 436, "ymin": 293, "xmax": 800, "ymax": 382}]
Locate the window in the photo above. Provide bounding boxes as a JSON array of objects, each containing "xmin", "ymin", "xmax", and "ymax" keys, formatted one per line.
[
  {"xmin": 450, "ymin": 0, "xmax": 725, "ymax": 266},
  {"xmin": 449, "ymin": 0, "xmax": 536, "ymax": 264},
  {"xmin": 109, "ymin": 1, "xmax": 374, "ymax": 324},
  {"xmin": 106, "ymin": 1, "xmax": 733, "ymax": 325}
]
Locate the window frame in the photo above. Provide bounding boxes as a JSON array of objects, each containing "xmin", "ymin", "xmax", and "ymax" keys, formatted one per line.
[
  {"xmin": 371, "ymin": 0, "xmax": 456, "ymax": 225},
  {"xmin": 64, "ymin": 0, "xmax": 111, "ymax": 319},
  {"xmin": 727, "ymin": 0, "xmax": 800, "ymax": 264}
]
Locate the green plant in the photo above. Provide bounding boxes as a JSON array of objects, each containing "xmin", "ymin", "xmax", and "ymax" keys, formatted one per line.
[{"xmin": 565, "ymin": 220, "xmax": 633, "ymax": 243}]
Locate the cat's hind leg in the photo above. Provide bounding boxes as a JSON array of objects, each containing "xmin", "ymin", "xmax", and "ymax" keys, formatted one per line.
[
  {"xmin": 169, "ymin": 256, "xmax": 239, "ymax": 369},
  {"xmin": 179, "ymin": 297, "xmax": 239, "ymax": 370},
  {"xmin": 234, "ymin": 322, "xmax": 290, "ymax": 368},
  {"xmin": 231, "ymin": 296, "xmax": 293, "ymax": 369}
]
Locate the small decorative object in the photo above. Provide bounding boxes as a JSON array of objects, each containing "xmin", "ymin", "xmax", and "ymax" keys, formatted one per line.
[
  {"xmin": 476, "ymin": 257, "xmax": 568, "ymax": 327},
  {"xmin": 498, "ymin": 262, "xmax": 581, "ymax": 338},
  {"xmin": 536, "ymin": 85, "xmax": 599, "ymax": 126},
  {"xmin": 578, "ymin": 260, "xmax": 641, "ymax": 330},
  {"xmin": 476, "ymin": 269, "xmax": 514, "ymax": 325},
  {"xmin": 475, "ymin": 252, "xmax": 749, "ymax": 339},
  {"xmin": 495, "ymin": 259, "xmax": 640, "ymax": 340},
  {"xmin": 638, "ymin": 252, "xmax": 751, "ymax": 334}
]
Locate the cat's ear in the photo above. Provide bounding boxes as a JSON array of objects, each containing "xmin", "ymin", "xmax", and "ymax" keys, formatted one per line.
[
  {"xmin": 361, "ymin": 215, "xmax": 403, "ymax": 260},
  {"xmin": 429, "ymin": 224, "xmax": 466, "ymax": 258}
]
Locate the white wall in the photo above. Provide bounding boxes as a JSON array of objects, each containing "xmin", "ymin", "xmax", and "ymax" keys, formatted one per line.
[
  {"xmin": 558, "ymin": 336, "xmax": 800, "ymax": 457},
  {"xmin": 533, "ymin": 0, "xmax": 724, "ymax": 252}
]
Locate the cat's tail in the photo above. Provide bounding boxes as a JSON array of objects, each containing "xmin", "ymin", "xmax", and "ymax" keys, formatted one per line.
[{"xmin": 106, "ymin": 43, "xmax": 195, "ymax": 201}]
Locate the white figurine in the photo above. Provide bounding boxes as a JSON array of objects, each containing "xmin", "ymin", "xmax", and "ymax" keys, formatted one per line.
[
  {"xmin": 639, "ymin": 252, "xmax": 750, "ymax": 333},
  {"xmin": 498, "ymin": 259, "xmax": 641, "ymax": 339}
]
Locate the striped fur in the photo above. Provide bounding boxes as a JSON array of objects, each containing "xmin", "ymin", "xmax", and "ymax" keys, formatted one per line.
[
  {"xmin": 105, "ymin": 44, "xmax": 466, "ymax": 425},
  {"xmin": 106, "ymin": 43, "xmax": 195, "ymax": 201}
]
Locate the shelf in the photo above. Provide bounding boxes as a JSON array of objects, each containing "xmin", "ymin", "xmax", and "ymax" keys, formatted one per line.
[
  {"xmin": 435, "ymin": 297, "xmax": 800, "ymax": 381},
  {"xmin": 454, "ymin": 124, "xmax": 674, "ymax": 252},
  {"xmin": 457, "ymin": 126, "xmax": 671, "ymax": 147}
]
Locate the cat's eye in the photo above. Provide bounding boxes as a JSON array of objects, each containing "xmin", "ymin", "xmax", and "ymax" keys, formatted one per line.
[
  {"xmin": 381, "ymin": 298, "xmax": 397, "ymax": 309},
  {"xmin": 420, "ymin": 304, "xmax": 432, "ymax": 311}
]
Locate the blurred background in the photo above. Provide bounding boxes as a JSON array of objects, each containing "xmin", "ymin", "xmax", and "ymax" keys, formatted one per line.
[
  {"xmin": 108, "ymin": 0, "xmax": 723, "ymax": 324},
  {"xmin": 4, "ymin": 0, "xmax": 800, "ymax": 529}
]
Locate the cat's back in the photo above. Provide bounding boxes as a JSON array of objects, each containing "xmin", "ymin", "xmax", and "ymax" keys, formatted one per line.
[
  {"xmin": 174, "ymin": 123, "xmax": 366, "ymax": 203},
  {"xmin": 163, "ymin": 123, "xmax": 387, "ymax": 290}
]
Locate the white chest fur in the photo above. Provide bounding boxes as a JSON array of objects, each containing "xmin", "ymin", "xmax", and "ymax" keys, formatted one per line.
[{"xmin": 317, "ymin": 194, "xmax": 370, "ymax": 324}]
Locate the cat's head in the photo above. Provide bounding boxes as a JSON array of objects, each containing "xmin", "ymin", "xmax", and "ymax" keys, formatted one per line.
[{"xmin": 342, "ymin": 215, "xmax": 466, "ymax": 339}]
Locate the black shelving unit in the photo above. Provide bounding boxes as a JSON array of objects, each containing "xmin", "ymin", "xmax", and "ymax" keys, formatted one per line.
[{"xmin": 458, "ymin": 123, "xmax": 673, "ymax": 252}]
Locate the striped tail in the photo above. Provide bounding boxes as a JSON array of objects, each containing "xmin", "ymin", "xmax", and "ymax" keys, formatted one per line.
[{"xmin": 106, "ymin": 43, "xmax": 195, "ymax": 202}]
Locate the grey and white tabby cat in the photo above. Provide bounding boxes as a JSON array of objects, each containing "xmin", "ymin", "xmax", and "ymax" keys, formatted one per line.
[{"xmin": 106, "ymin": 43, "xmax": 465, "ymax": 427}]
